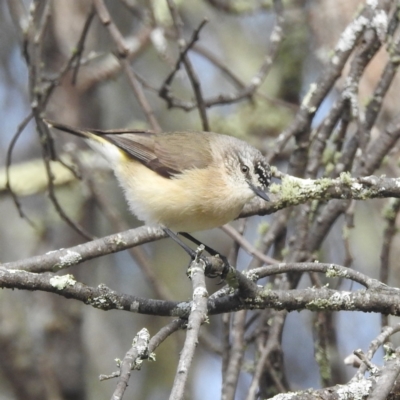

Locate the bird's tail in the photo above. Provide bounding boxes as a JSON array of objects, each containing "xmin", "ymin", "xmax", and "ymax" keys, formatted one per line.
[
  {"xmin": 44, "ymin": 119, "xmax": 125, "ymax": 163},
  {"xmin": 44, "ymin": 119, "xmax": 97, "ymax": 140}
]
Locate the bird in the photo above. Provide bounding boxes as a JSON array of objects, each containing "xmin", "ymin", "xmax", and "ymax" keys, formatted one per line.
[{"xmin": 45, "ymin": 119, "xmax": 271, "ymax": 267}]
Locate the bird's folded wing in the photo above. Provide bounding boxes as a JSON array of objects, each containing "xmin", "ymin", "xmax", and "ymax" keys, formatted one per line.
[{"xmin": 103, "ymin": 131, "xmax": 214, "ymax": 178}]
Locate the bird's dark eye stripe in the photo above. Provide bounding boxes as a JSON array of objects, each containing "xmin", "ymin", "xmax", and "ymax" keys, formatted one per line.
[{"xmin": 254, "ymin": 161, "xmax": 271, "ymax": 187}]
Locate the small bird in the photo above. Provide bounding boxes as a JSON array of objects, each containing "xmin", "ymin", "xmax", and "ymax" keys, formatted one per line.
[{"xmin": 45, "ymin": 120, "xmax": 271, "ymax": 261}]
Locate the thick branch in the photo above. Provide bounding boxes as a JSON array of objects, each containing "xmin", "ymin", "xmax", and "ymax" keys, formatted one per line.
[
  {"xmin": 241, "ymin": 173, "xmax": 400, "ymax": 218},
  {"xmin": 2, "ymin": 266, "xmax": 400, "ymax": 317}
]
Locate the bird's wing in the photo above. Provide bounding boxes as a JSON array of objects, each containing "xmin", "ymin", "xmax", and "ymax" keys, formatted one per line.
[
  {"xmin": 103, "ymin": 131, "xmax": 214, "ymax": 178},
  {"xmin": 45, "ymin": 120, "xmax": 215, "ymax": 177}
]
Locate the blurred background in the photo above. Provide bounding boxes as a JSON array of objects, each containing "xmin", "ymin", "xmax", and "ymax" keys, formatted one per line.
[{"xmin": 0, "ymin": 0, "xmax": 399, "ymax": 399}]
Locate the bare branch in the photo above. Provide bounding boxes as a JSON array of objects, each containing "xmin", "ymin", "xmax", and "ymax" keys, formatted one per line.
[{"xmin": 169, "ymin": 249, "xmax": 209, "ymax": 399}]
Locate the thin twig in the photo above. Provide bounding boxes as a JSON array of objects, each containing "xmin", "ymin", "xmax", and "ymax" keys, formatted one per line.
[
  {"xmin": 221, "ymin": 224, "xmax": 279, "ymax": 265},
  {"xmin": 353, "ymin": 323, "xmax": 400, "ymax": 381},
  {"xmin": 169, "ymin": 249, "xmax": 209, "ymax": 400},
  {"xmin": 251, "ymin": 262, "xmax": 388, "ymax": 290},
  {"xmin": 221, "ymin": 310, "xmax": 247, "ymax": 400},
  {"xmin": 245, "ymin": 310, "xmax": 286, "ymax": 400},
  {"xmin": 3, "ymin": 225, "xmax": 166, "ymax": 272},
  {"xmin": 39, "ymin": 122, "xmax": 95, "ymax": 240},
  {"xmin": 71, "ymin": 6, "xmax": 96, "ymax": 85},
  {"xmin": 93, "ymin": 0, "xmax": 162, "ymax": 132},
  {"xmin": 159, "ymin": 15, "xmax": 210, "ymax": 130},
  {"xmin": 5, "ymin": 112, "xmax": 35, "ymax": 226},
  {"xmin": 109, "ymin": 329, "xmax": 150, "ymax": 400},
  {"xmin": 380, "ymin": 198, "xmax": 400, "ymax": 327}
]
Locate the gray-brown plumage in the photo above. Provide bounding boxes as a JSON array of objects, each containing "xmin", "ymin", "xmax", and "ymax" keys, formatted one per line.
[{"xmin": 105, "ymin": 131, "xmax": 215, "ymax": 178}]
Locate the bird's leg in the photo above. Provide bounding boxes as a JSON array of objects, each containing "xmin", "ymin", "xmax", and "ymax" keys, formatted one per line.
[
  {"xmin": 179, "ymin": 232, "xmax": 231, "ymax": 279},
  {"xmin": 162, "ymin": 228, "xmax": 229, "ymax": 279},
  {"xmin": 162, "ymin": 228, "xmax": 197, "ymax": 258},
  {"xmin": 162, "ymin": 228, "xmax": 214, "ymax": 277}
]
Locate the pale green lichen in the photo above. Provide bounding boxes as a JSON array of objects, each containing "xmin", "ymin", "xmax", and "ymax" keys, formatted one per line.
[
  {"xmin": 314, "ymin": 345, "xmax": 331, "ymax": 382},
  {"xmin": 270, "ymin": 165, "xmax": 279, "ymax": 175},
  {"xmin": 257, "ymin": 221, "xmax": 270, "ymax": 235},
  {"xmin": 269, "ymin": 390, "xmax": 312, "ymax": 399},
  {"xmin": 281, "ymin": 247, "xmax": 289, "ymax": 257},
  {"xmin": 316, "ymin": 178, "xmax": 332, "ymax": 189},
  {"xmin": 260, "ymin": 285, "xmax": 284, "ymax": 307},
  {"xmin": 301, "ymin": 82, "xmax": 317, "ymax": 112},
  {"xmin": 322, "ymin": 147, "xmax": 335, "ymax": 165},
  {"xmin": 242, "ymin": 361, "xmax": 256, "ymax": 374},
  {"xmin": 326, "ymin": 265, "xmax": 349, "ymax": 279},
  {"xmin": 382, "ymin": 199, "xmax": 400, "ymax": 221},
  {"xmin": 49, "ymin": 274, "xmax": 76, "ymax": 290},
  {"xmin": 383, "ymin": 344, "xmax": 396, "ymax": 360},
  {"xmin": 152, "ymin": 0, "xmax": 175, "ymax": 25},
  {"xmin": 263, "ymin": 282, "xmax": 273, "ymax": 291},
  {"xmin": 245, "ymin": 292, "xmax": 265, "ymax": 304},
  {"xmin": 306, "ymin": 298, "xmax": 331, "ymax": 311},
  {"xmin": 325, "ymin": 163, "xmax": 334, "ymax": 175},
  {"xmin": 337, "ymin": 379, "xmax": 372, "ymax": 399},
  {"xmin": 225, "ymin": 267, "xmax": 239, "ymax": 289},
  {"xmin": 339, "ymin": 171, "xmax": 353, "ymax": 185},
  {"xmin": 310, "ymin": 199, "xmax": 320, "ymax": 214},
  {"xmin": 269, "ymin": 182, "xmax": 281, "ymax": 194},
  {"xmin": 381, "ymin": 155, "xmax": 389, "ymax": 166},
  {"xmin": 333, "ymin": 151, "xmax": 342, "ymax": 163},
  {"xmin": 279, "ymin": 177, "xmax": 304, "ymax": 199},
  {"xmin": 245, "ymin": 270, "xmax": 259, "ymax": 282},
  {"xmin": 112, "ymin": 233, "xmax": 127, "ymax": 247},
  {"xmin": 53, "ymin": 250, "xmax": 82, "ymax": 271},
  {"xmin": 89, "ymin": 294, "xmax": 124, "ymax": 310},
  {"xmin": 269, "ymin": 174, "xmax": 344, "ymax": 205},
  {"xmin": 87, "ymin": 285, "xmax": 125, "ymax": 310},
  {"xmin": 389, "ymin": 51, "xmax": 400, "ymax": 63},
  {"xmin": 329, "ymin": 291, "xmax": 355, "ymax": 309}
]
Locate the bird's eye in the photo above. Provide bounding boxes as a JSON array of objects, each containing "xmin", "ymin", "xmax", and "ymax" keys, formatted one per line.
[{"xmin": 241, "ymin": 165, "xmax": 249, "ymax": 174}]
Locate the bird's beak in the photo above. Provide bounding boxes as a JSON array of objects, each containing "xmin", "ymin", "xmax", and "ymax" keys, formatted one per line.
[{"xmin": 248, "ymin": 182, "xmax": 270, "ymax": 202}]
